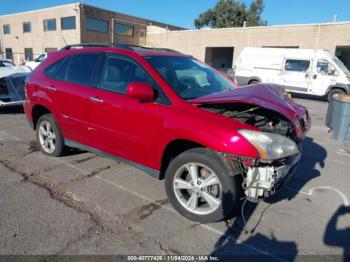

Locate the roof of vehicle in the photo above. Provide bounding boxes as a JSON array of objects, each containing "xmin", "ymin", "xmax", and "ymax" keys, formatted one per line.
[
  {"xmin": 0, "ymin": 67, "xmax": 30, "ymax": 79},
  {"xmin": 59, "ymin": 43, "xmax": 191, "ymax": 58},
  {"xmin": 0, "ymin": 58, "xmax": 15, "ymax": 64}
]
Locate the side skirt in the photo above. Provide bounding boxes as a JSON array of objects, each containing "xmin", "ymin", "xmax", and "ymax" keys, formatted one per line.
[{"xmin": 65, "ymin": 139, "xmax": 161, "ymax": 180}]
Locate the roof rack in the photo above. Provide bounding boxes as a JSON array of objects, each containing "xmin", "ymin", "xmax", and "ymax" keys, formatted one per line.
[
  {"xmin": 60, "ymin": 43, "xmax": 182, "ymax": 54},
  {"xmin": 60, "ymin": 43, "xmax": 134, "ymax": 51},
  {"xmin": 126, "ymin": 45, "xmax": 182, "ymax": 54}
]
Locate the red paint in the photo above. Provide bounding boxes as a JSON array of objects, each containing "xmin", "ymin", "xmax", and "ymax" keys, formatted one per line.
[{"xmin": 24, "ymin": 47, "xmax": 310, "ymax": 172}]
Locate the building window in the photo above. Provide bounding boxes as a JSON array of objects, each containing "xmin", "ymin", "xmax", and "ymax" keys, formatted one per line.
[
  {"xmin": 24, "ymin": 48, "xmax": 33, "ymax": 61},
  {"xmin": 139, "ymin": 29, "xmax": 146, "ymax": 38},
  {"xmin": 115, "ymin": 23, "xmax": 134, "ymax": 37},
  {"xmin": 5, "ymin": 48, "xmax": 13, "ymax": 61},
  {"xmin": 86, "ymin": 17, "xmax": 108, "ymax": 33},
  {"xmin": 61, "ymin": 16, "xmax": 76, "ymax": 30},
  {"xmin": 3, "ymin": 24, "xmax": 10, "ymax": 35},
  {"xmin": 284, "ymin": 59, "xmax": 310, "ymax": 72},
  {"xmin": 23, "ymin": 22, "xmax": 31, "ymax": 33},
  {"xmin": 44, "ymin": 48, "xmax": 57, "ymax": 53},
  {"xmin": 43, "ymin": 19, "xmax": 56, "ymax": 31}
]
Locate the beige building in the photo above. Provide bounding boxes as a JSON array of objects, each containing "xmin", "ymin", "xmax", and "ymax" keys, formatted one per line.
[
  {"xmin": 147, "ymin": 22, "xmax": 350, "ymax": 69},
  {"xmin": 0, "ymin": 3, "xmax": 182, "ymax": 65},
  {"xmin": 1, "ymin": 3, "xmax": 350, "ymax": 69}
]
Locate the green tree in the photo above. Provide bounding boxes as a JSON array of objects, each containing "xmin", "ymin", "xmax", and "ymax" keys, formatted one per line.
[{"xmin": 194, "ymin": 0, "xmax": 267, "ymax": 29}]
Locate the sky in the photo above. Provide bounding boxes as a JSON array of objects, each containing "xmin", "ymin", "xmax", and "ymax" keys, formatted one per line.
[{"xmin": 1, "ymin": 0, "xmax": 350, "ymax": 29}]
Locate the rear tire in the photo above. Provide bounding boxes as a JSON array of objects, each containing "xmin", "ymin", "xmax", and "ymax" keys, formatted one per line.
[
  {"xmin": 36, "ymin": 113, "xmax": 65, "ymax": 157},
  {"xmin": 327, "ymin": 88, "xmax": 346, "ymax": 103},
  {"xmin": 165, "ymin": 148, "xmax": 241, "ymax": 223}
]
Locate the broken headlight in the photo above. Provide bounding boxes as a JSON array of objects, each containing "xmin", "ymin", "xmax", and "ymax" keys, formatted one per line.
[{"xmin": 238, "ymin": 129, "xmax": 299, "ymax": 160}]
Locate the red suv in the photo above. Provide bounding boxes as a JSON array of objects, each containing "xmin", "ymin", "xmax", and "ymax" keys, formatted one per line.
[{"xmin": 24, "ymin": 44, "xmax": 310, "ymax": 223}]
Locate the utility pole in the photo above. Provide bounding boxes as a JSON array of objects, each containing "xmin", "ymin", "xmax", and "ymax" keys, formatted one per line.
[{"xmin": 111, "ymin": 17, "xmax": 114, "ymax": 44}]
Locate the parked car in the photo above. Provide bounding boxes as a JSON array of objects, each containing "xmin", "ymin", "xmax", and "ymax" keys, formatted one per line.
[
  {"xmin": 0, "ymin": 58, "xmax": 15, "ymax": 67},
  {"xmin": 0, "ymin": 68, "xmax": 28, "ymax": 107},
  {"xmin": 235, "ymin": 47, "xmax": 350, "ymax": 102},
  {"xmin": 25, "ymin": 53, "xmax": 47, "ymax": 70},
  {"xmin": 24, "ymin": 44, "xmax": 310, "ymax": 223}
]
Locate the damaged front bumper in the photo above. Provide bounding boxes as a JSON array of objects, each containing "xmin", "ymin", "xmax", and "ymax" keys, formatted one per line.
[{"xmin": 243, "ymin": 153, "xmax": 301, "ymax": 202}]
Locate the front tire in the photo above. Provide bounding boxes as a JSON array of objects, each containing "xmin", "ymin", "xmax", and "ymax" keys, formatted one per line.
[
  {"xmin": 36, "ymin": 113, "xmax": 65, "ymax": 157},
  {"xmin": 327, "ymin": 88, "xmax": 345, "ymax": 102},
  {"xmin": 165, "ymin": 148, "xmax": 241, "ymax": 223}
]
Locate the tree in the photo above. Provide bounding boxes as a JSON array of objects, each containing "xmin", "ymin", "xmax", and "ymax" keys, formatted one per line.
[{"xmin": 194, "ymin": 0, "xmax": 267, "ymax": 29}]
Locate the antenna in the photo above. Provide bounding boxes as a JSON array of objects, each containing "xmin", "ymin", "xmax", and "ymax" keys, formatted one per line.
[{"xmin": 62, "ymin": 37, "xmax": 67, "ymax": 46}]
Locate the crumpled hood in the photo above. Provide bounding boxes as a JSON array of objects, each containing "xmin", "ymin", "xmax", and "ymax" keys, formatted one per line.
[{"xmin": 190, "ymin": 84, "xmax": 307, "ymax": 124}]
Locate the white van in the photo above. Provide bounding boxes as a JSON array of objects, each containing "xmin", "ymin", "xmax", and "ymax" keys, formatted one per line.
[{"xmin": 235, "ymin": 47, "xmax": 350, "ymax": 101}]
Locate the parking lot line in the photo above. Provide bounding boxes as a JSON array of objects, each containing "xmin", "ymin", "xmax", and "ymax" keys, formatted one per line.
[
  {"xmin": 286, "ymin": 186, "xmax": 349, "ymax": 206},
  {"xmin": 95, "ymin": 174, "xmax": 286, "ymax": 261},
  {"xmin": 0, "ymin": 127, "xmax": 341, "ymax": 259}
]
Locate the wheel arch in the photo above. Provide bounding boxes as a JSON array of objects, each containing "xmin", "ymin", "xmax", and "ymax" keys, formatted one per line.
[
  {"xmin": 32, "ymin": 104, "xmax": 52, "ymax": 130},
  {"xmin": 248, "ymin": 77, "xmax": 262, "ymax": 85},
  {"xmin": 159, "ymin": 139, "xmax": 204, "ymax": 179},
  {"xmin": 326, "ymin": 84, "xmax": 349, "ymax": 96}
]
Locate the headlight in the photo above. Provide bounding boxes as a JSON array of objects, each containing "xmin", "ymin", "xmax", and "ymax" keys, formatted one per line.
[{"xmin": 238, "ymin": 129, "xmax": 299, "ymax": 160}]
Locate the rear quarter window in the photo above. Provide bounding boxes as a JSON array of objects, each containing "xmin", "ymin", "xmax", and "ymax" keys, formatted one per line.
[{"xmin": 44, "ymin": 58, "xmax": 65, "ymax": 78}]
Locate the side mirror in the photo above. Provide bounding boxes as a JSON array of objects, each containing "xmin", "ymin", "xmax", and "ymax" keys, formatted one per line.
[{"xmin": 126, "ymin": 82, "xmax": 154, "ymax": 101}]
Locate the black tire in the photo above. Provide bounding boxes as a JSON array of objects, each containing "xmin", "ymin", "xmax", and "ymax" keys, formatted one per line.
[
  {"xmin": 327, "ymin": 88, "xmax": 346, "ymax": 103},
  {"xmin": 248, "ymin": 79, "xmax": 260, "ymax": 85},
  {"xmin": 165, "ymin": 148, "xmax": 241, "ymax": 223},
  {"xmin": 36, "ymin": 113, "xmax": 65, "ymax": 157}
]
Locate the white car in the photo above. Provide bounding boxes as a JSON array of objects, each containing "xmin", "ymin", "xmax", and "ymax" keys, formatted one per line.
[
  {"xmin": 235, "ymin": 47, "xmax": 350, "ymax": 101},
  {"xmin": 0, "ymin": 68, "xmax": 29, "ymax": 107},
  {"xmin": 0, "ymin": 59, "xmax": 15, "ymax": 67},
  {"xmin": 25, "ymin": 53, "xmax": 47, "ymax": 70}
]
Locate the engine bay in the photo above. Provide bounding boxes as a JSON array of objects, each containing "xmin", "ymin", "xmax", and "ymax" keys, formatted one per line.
[{"xmin": 201, "ymin": 102, "xmax": 298, "ymax": 142}]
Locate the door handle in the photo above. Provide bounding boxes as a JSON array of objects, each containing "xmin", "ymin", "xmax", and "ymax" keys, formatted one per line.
[
  {"xmin": 313, "ymin": 74, "xmax": 318, "ymax": 79},
  {"xmin": 47, "ymin": 85, "xmax": 56, "ymax": 91},
  {"xmin": 89, "ymin": 97, "xmax": 104, "ymax": 103}
]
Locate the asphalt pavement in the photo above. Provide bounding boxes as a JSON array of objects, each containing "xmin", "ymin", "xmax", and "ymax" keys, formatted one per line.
[{"xmin": 0, "ymin": 98, "xmax": 349, "ymax": 260}]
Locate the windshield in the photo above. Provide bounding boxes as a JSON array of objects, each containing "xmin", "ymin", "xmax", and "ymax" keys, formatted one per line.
[
  {"xmin": 34, "ymin": 54, "xmax": 46, "ymax": 62},
  {"xmin": 333, "ymin": 56, "xmax": 349, "ymax": 74},
  {"xmin": 0, "ymin": 61, "xmax": 15, "ymax": 67},
  {"xmin": 145, "ymin": 56, "xmax": 235, "ymax": 99}
]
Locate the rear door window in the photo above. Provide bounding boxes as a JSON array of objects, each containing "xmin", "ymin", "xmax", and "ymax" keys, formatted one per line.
[
  {"xmin": 66, "ymin": 53, "xmax": 100, "ymax": 86},
  {"xmin": 284, "ymin": 59, "xmax": 310, "ymax": 72}
]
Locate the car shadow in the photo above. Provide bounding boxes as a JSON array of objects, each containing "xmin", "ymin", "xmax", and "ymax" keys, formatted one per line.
[
  {"xmin": 0, "ymin": 106, "xmax": 24, "ymax": 114},
  {"xmin": 211, "ymin": 137, "xmax": 327, "ymax": 260},
  {"xmin": 212, "ymin": 195, "xmax": 298, "ymax": 261},
  {"xmin": 323, "ymin": 205, "xmax": 350, "ymax": 261}
]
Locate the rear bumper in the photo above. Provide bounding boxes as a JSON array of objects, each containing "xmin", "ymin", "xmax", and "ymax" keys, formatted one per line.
[
  {"xmin": 23, "ymin": 101, "xmax": 34, "ymax": 129},
  {"xmin": 0, "ymin": 100, "xmax": 24, "ymax": 107}
]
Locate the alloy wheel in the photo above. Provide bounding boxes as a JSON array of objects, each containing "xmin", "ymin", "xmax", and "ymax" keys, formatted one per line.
[
  {"xmin": 38, "ymin": 120, "xmax": 56, "ymax": 154},
  {"xmin": 173, "ymin": 162, "xmax": 222, "ymax": 215}
]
